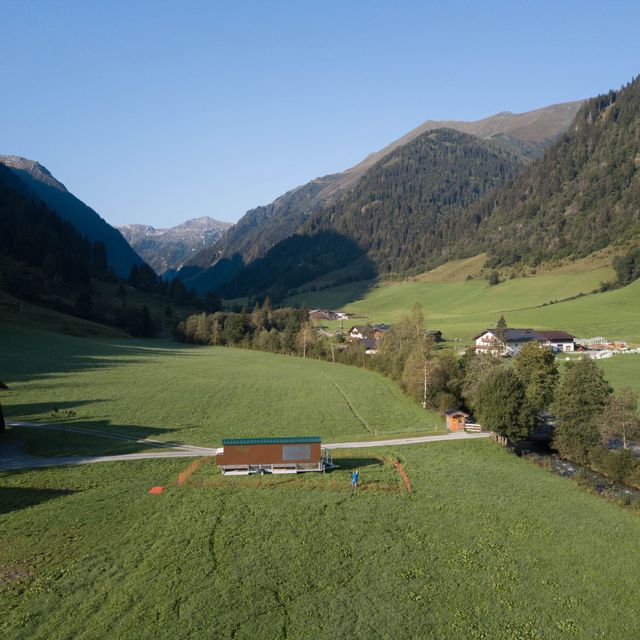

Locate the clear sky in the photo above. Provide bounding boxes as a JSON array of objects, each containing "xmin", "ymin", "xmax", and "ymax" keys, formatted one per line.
[{"xmin": 1, "ymin": 0, "xmax": 639, "ymax": 228}]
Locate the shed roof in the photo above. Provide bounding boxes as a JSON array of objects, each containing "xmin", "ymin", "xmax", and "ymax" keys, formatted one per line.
[
  {"xmin": 222, "ymin": 436, "xmax": 321, "ymax": 446},
  {"xmin": 538, "ymin": 330, "xmax": 576, "ymax": 341},
  {"xmin": 474, "ymin": 328, "xmax": 575, "ymax": 342},
  {"xmin": 444, "ymin": 409, "xmax": 469, "ymax": 417}
]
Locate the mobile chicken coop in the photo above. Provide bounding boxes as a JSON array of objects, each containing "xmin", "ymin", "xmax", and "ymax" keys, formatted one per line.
[{"xmin": 215, "ymin": 436, "xmax": 333, "ymax": 475}]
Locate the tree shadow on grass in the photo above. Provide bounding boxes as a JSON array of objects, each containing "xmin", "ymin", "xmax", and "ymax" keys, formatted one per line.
[
  {"xmin": 1, "ymin": 335, "xmax": 203, "ymax": 385},
  {"xmin": 2, "ymin": 415, "xmax": 184, "ymax": 459},
  {"xmin": 0, "ymin": 486, "xmax": 76, "ymax": 514},
  {"xmin": 5, "ymin": 400, "xmax": 108, "ymax": 417},
  {"xmin": 330, "ymin": 456, "xmax": 383, "ymax": 470}
]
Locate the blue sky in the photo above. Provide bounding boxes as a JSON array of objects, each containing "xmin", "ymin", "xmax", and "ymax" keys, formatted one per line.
[{"xmin": 1, "ymin": 1, "xmax": 639, "ymax": 227}]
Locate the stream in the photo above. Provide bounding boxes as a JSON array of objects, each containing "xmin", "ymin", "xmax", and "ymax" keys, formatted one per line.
[{"xmin": 514, "ymin": 440, "xmax": 640, "ymax": 506}]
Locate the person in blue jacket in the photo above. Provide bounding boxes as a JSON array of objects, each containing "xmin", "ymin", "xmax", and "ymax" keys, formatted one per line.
[{"xmin": 351, "ymin": 469, "xmax": 359, "ymax": 488}]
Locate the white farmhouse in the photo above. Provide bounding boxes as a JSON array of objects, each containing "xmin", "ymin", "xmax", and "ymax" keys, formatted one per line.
[{"xmin": 474, "ymin": 328, "xmax": 576, "ymax": 356}]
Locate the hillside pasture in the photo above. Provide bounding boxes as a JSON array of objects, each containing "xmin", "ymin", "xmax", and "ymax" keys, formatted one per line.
[
  {"xmin": 2, "ymin": 441, "xmax": 640, "ymax": 638},
  {"xmin": 0, "ymin": 326, "xmax": 442, "ymax": 449},
  {"xmin": 595, "ymin": 354, "xmax": 640, "ymax": 398},
  {"xmin": 288, "ymin": 264, "xmax": 640, "ymax": 344}
]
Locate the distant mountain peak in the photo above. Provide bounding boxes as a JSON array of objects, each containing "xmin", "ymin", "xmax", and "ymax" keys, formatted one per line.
[
  {"xmin": 118, "ymin": 216, "xmax": 232, "ymax": 275},
  {"xmin": 0, "ymin": 155, "xmax": 67, "ymax": 192}
]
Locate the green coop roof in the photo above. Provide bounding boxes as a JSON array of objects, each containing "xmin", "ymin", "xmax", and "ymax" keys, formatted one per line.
[{"xmin": 221, "ymin": 436, "xmax": 321, "ymax": 446}]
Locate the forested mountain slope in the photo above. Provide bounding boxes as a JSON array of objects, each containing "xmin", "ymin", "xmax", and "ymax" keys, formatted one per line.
[
  {"xmin": 183, "ymin": 101, "xmax": 581, "ymax": 285},
  {"xmin": 215, "ymin": 129, "xmax": 526, "ymax": 298},
  {"xmin": 473, "ymin": 76, "xmax": 640, "ymax": 266},
  {"xmin": 0, "ymin": 163, "xmax": 108, "ymax": 298},
  {"xmin": 0, "ymin": 156, "xmax": 143, "ymax": 278},
  {"xmin": 209, "ymin": 77, "xmax": 638, "ymax": 299}
]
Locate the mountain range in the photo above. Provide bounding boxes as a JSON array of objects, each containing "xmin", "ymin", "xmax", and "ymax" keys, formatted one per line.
[
  {"xmin": 0, "ymin": 155, "xmax": 142, "ymax": 278},
  {"xmin": 180, "ymin": 100, "xmax": 583, "ymax": 295},
  {"xmin": 118, "ymin": 217, "xmax": 232, "ymax": 276},
  {"xmin": 4, "ymin": 75, "xmax": 638, "ymax": 306}
]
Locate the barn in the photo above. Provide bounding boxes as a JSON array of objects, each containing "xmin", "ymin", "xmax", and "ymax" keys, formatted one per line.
[{"xmin": 215, "ymin": 436, "xmax": 332, "ymax": 475}]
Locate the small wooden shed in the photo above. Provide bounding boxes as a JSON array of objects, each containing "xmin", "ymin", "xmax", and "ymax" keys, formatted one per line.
[
  {"xmin": 445, "ymin": 409, "xmax": 469, "ymax": 432},
  {"xmin": 216, "ymin": 436, "xmax": 331, "ymax": 475}
]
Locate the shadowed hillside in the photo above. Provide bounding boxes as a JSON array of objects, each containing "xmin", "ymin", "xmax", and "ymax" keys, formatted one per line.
[{"xmin": 0, "ymin": 156, "xmax": 143, "ymax": 278}]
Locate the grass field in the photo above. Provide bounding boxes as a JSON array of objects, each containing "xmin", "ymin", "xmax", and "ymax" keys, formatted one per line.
[
  {"xmin": 595, "ymin": 355, "xmax": 640, "ymax": 398},
  {"xmin": 287, "ymin": 260, "xmax": 640, "ymax": 344},
  {"xmin": 3, "ymin": 440, "xmax": 640, "ymax": 638},
  {"xmin": 3, "ymin": 282, "xmax": 640, "ymax": 638},
  {"xmin": 0, "ymin": 326, "xmax": 443, "ymax": 451}
]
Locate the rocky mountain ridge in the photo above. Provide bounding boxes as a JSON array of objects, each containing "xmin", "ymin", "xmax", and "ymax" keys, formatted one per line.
[{"xmin": 118, "ymin": 217, "xmax": 232, "ymax": 275}]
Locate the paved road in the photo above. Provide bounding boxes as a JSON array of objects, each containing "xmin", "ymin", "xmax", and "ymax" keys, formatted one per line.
[
  {"xmin": 1, "ymin": 422, "xmax": 488, "ymax": 470},
  {"xmin": 325, "ymin": 431, "xmax": 490, "ymax": 450}
]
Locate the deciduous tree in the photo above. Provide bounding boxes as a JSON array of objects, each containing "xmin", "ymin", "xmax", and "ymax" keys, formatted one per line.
[
  {"xmin": 514, "ymin": 342, "xmax": 559, "ymax": 412},
  {"xmin": 598, "ymin": 386, "xmax": 640, "ymax": 450},
  {"xmin": 401, "ymin": 338, "xmax": 438, "ymax": 408},
  {"xmin": 461, "ymin": 351, "xmax": 502, "ymax": 409},
  {"xmin": 296, "ymin": 322, "xmax": 316, "ymax": 358},
  {"xmin": 552, "ymin": 358, "xmax": 612, "ymax": 463},
  {"xmin": 473, "ymin": 367, "xmax": 535, "ymax": 441}
]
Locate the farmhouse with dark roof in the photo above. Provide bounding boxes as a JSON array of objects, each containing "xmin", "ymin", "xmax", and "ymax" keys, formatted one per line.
[{"xmin": 474, "ymin": 328, "xmax": 576, "ymax": 356}]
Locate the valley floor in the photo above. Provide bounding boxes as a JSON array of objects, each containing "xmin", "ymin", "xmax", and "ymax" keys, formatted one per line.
[
  {"xmin": 3, "ymin": 441, "xmax": 640, "ymax": 639},
  {"xmin": 3, "ymin": 317, "xmax": 640, "ymax": 638}
]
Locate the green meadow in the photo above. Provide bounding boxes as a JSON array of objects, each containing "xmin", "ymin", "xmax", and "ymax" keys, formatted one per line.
[
  {"xmin": 288, "ymin": 261, "xmax": 640, "ymax": 344},
  {"xmin": 595, "ymin": 355, "xmax": 640, "ymax": 398},
  {"xmin": 3, "ymin": 441, "xmax": 640, "ymax": 639},
  {"xmin": 2, "ymin": 260, "xmax": 640, "ymax": 639},
  {"xmin": 0, "ymin": 326, "xmax": 442, "ymax": 450}
]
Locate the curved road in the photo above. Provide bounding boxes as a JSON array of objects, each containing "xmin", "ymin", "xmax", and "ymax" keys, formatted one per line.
[{"xmin": 1, "ymin": 422, "xmax": 489, "ymax": 470}]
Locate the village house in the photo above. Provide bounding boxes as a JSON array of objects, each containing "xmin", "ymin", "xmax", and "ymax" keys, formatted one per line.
[
  {"xmin": 349, "ymin": 323, "xmax": 442, "ymax": 344},
  {"xmin": 348, "ymin": 325, "xmax": 369, "ymax": 341},
  {"xmin": 309, "ymin": 309, "xmax": 350, "ymax": 321},
  {"xmin": 371, "ymin": 324, "xmax": 391, "ymax": 339},
  {"xmin": 474, "ymin": 328, "xmax": 576, "ymax": 356},
  {"xmin": 361, "ymin": 338, "xmax": 378, "ymax": 354}
]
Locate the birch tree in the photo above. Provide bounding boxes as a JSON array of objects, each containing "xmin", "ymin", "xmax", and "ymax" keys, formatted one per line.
[{"xmin": 598, "ymin": 387, "xmax": 640, "ymax": 450}]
